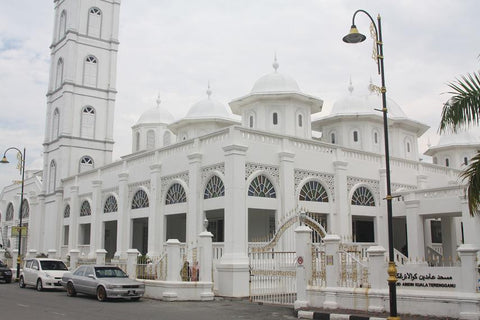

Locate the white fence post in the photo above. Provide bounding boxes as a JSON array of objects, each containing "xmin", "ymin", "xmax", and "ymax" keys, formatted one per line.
[
  {"xmin": 166, "ymin": 239, "xmax": 181, "ymax": 281},
  {"xmin": 96, "ymin": 249, "xmax": 107, "ymax": 265},
  {"xmin": 126, "ymin": 249, "xmax": 139, "ymax": 279},
  {"xmin": 47, "ymin": 249, "xmax": 57, "ymax": 259},
  {"xmin": 294, "ymin": 225, "xmax": 312, "ymax": 310},
  {"xmin": 199, "ymin": 231, "xmax": 213, "ymax": 282},
  {"xmin": 366, "ymin": 245, "xmax": 387, "ymax": 313},
  {"xmin": 69, "ymin": 249, "xmax": 80, "ymax": 270},
  {"xmin": 457, "ymin": 244, "xmax": 480, "ymax": 319},
  {"xmin": 27, "ymin": 249, "xmax": 38, "ymax": 259},
  {"xmin": 323, "ymin": 234, "xmax": 341, "ymax": 310}
]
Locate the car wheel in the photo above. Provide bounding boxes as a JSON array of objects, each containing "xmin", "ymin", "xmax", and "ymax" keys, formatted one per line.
[
  {"xmin": 96, "ymin": 286, "xmax": 107, "ymax": 302},
  {"xmin": 66, "ymin": 282, "xmax": 76, "ymax": 297},
  {"xmin": 36, "ymin": 279, "xmax": 43, "ymax": 291},
  {"xmin": 19, "ymin": 276, "xmax": 25, "ymax": 288}
]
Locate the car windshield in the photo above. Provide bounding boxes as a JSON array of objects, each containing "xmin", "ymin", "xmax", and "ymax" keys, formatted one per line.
[
  {"xmin": 40, "ymin": 260, "xmax": 68, "ymax": 271},
  {"xmin": 94, "ymin": 267, "xmax": 128, "ymax": 278}
]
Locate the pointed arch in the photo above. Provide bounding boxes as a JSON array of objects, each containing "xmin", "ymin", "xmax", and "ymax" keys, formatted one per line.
[
  {"xmin": 87, "ymin": 7, "xmax": 102, "ymax": 38},
  {"xmin": 83, "ymin": 55, "xmax": 98, "ymax": 87},
  {"xmin": 146, "ymin": 130, "xmax": 155, "ymax": 149},
  {"xmin": 52, "ymin": 108, "xmax": 60, "ymax": 140},
  {"xmin": 58, "ymin": 10, "xmax": 67, "ymax": 40},
  {"xmin": 165, "ymin": 183, "xmax": 187, "ymax": 204},
  {"xmin": 55, "ymin": 58, "xmax": 64, "ymax": 89},
  {"xmin": 299, "ymin": 180, "xmax": 329, "ymax": 202},
  {"xmin": 351, "ymin": 186, "xmax": 375, "ymax": 206},
  {"xmin": 49, "ymin": 160, "xmax": 57, "ymax": 193},
  {"xmin": 163, "ymin": 131, "xmax": 171, "ymax": 146},
  {"xmin": 135, "ymin": 132, "xmax": 141, "ymax": 151},
  {"xmin": 79, "ymin": 156, "xmax": 94, "ymax": 173},
  {"xmin": 6, "ymin": 203, "xmax": 14, "ymax": 221},
  {"xmin": 63, "ymin": 204, "xmax": 70, "ymax": 218},
  {"xmin": 103, "ymin": 195, "xmax": 118, "ymax": 213},
  {"xmin": 21, "ymin": 199, "xmax": 29, "ymax": 219},
  {"xmin": 80, "ymin": 200, "xmax": 92, "ymax": 216},
  {"xmin": 131, "ymin": 189, "xmax": 149, "ymax": 209},
  {"xmin": 204, "ymin": 175, "xmax": 225, "ymax": 199},
  {"xmin": 248, "ymin": 175, "xmax": 276, "ymax": 198},
  {"xmin": 81, "ymin": 106, "xmax": 95, "ymax": 138}
]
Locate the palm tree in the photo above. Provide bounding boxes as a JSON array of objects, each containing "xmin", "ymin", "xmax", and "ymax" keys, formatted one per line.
[{"xmin": 439, "ymin": 71, "xmax": 480, "ymax": 215}]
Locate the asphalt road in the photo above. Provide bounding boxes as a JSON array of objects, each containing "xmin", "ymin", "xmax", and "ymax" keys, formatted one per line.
[{"xmin": 0, "ymin": 281, "xmax": 297, "ymax": 320}]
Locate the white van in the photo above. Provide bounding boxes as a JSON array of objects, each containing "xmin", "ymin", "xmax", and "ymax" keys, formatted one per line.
[{"xmin": 19, "ymin": 258, "xmax": 68, "ymax": 291}]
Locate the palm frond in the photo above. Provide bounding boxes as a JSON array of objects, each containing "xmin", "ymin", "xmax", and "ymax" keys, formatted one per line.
[
  {"xmin": 439, "ymin": 72, "xmax": 480, "ymax": 133},
  {"xmin": 460, "ymin": 152, "xmax": 480, "ymax": 216}
]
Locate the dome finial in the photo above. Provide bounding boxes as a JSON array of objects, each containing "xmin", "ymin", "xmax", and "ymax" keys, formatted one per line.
[
  {"xmin": 206, "ymin": 81, "xmax": 212, "ymax": 99},
  {"xmin": 348, "ymin": 77, "xmax": 354, "ymax": 94},
  {"xmin": 272, "ymin": 52, "xmax": 279, "ymax": 72},
  {"xmin": 156, "ymin": 93, "xmax": 161, "ymax": 108}
]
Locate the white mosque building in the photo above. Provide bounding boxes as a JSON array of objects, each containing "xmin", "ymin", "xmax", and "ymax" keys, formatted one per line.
[{"xmin": 1, "ymin": 0, "xmax": 480, "ymax": 297}]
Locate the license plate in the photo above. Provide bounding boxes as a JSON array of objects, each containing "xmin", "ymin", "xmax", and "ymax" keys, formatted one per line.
[
  {"xmin": 128, "ymin": 290, "xmax": 136, "ymax": 295},
  {"xmin": 5, "ymin": 271, "xmax": 11, "ymax": 275}
]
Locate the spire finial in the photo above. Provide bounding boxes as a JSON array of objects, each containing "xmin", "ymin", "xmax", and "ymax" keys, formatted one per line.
[
  {"xmin": 348, "ymin": 77, "xmax": 354, "ymax": 94},
  {"xmin": 156, "ymin": 93, "xmax": 161, "ymax": 107},
  {"xmin": 206, "ymin": 81, "xmax": 212, "ymax": 99},
  {"xmin": 272, "ymin": 52, "xmax": 279, "ymax": 72}
]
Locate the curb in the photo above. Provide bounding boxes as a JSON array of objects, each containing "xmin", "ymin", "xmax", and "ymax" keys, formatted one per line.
[{"xmin": 297, "ymin": 310, "xmax": 386, "ymax": 320}]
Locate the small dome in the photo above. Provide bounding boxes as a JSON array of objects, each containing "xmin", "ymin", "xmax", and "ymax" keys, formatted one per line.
[
  {"xmin": 28, "ymin": 157, "xmax": 43, "ymax": 171},
  {"xmin": 136, "ymin": 95, "xmax": 175, "ymax": 125},
  {"xmin": 184, "ymin": 86, "xmax": 233, "ymax": 120},
  {"xmin": 436, "ymin": 127, "xmax": 480, "ymax": 147},
  {"xmin": 251, "ymin": 57, "xmax": 300, "ymax": 94},
  {"xmin": 331, "ymin": 82, "xmax": 407, "ymax": 119}
]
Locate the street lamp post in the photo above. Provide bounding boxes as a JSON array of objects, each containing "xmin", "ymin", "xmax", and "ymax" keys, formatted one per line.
[
  {"xmin": 342, "ymin": 10, "xmax": 399, "ymax": 320},
  {"xmin": 1, "ymin": 147, "xmax": 26, "ymax": 280}
]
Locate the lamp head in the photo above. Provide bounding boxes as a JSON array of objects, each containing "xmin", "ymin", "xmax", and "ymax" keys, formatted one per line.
[
  {"xmin": 0, "ymin": 156, "xmax": 9, "ymax": 164},
  {"xmin": 342, "ymin": 24, "xmax": 367, "ymax": 43}
]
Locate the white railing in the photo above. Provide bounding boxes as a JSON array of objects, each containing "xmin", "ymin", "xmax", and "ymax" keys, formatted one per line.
[
  {"xmin": 78, "ymin": 245, "xmax": 90, "ymax": 257},
  {"xmin": 394, "ymin": 248, "xmax": 408, "ymax": 265}
]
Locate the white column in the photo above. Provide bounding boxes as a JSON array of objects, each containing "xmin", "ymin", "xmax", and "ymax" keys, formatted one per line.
[
  {"xmin": 52, "ymin": 190, "xmax": 63, "ymax": 255},
  {"xmin": 366, "ymin": 245, "xmax": 387, "ymax": 313},
  {"xmin": 47, "ymin": 249, "xmax": 57, "ymax": 259},
  {"xmin": 96, "ymin": 249, "xmax": 107, "ymax": 265},
  {"xmin": 323, "ymin": 234, "xmax": 341, "ymax": 310},
  {"xmin": 333, "ymin": 161, "xmax": 348, "ymax": 237},
  {"xmin": 27, "ymin": 193, "xmax": 39, "ymax": 253},
  {"xmin": 68, "ymin": 186, "xmax": 79, "ymax": 251},
  {"xmin": 279, "ymin": 149, "xmax": 295, "ymax": 251},
  {"xmin": 460, "ymin": 198, "xmax": 480, "ymax": 248},
  {"xmin": 405, "ymin": 199, "xmax": 425, "ymax": 259},
  {"xmin": 35, "ymin": 194, "xmax": 46, "ymax": 253},
  {"xmin": 457, "ymin": 244, "xmax": 480, "ymax": 320},
  {"xmin": 147, "ymin": 163, "xmax": 162, "ymax": 257},
  {"xmin": 69, "ymin": 249, "xmax": 80, "ymax": 270},
  {"xmin": 198, "ymin": 231, "xmax": 213, "ymax": 282},
  {"xmin": 166, "ymin": 239, "xmax": 181, "ymax": 281},
  {"xmin": 187, "ymin": 152, "xmax": 202, "ymax": 249},
  {"xmin": 126, "ymin": 248, "xmax": 139, "ymax": 279},
  {"xmin": 217, "ymin": 144, "xmax": 249, "ymax": 297},
  {"xmin": 441, "ymin": 216, "xmax": 457, "ymax": 262},
  {"xmin": 116, "ymin": 171, "xmax": 129, "ymax": 259},
  {"xmin": 294, "ymin": 225, "xmax": 312, "ymax": 310},
  {"xmin": 90, "ymin": 179, "xmax": 102, "ymax": 258}
]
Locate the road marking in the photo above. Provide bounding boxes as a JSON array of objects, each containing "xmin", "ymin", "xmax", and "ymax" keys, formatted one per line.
[
  {"xmin": 52, "ymin": 312, "xmax": 65, "ymax": 316},
  {"xmin": 17, "ymin": 303, "xmax": 29, "ymax": 308}
]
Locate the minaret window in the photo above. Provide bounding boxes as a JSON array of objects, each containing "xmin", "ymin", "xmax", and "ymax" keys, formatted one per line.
[
  {"xmin": 49, "ymin": 160, "xmax": 57, "ymax": 193},
  {"xmin": 445, "ymin": 158, "xmax": 450, "ymax": 167},
  {"xmin": 433, "ymin": 157, "xmax": 438, "ymax": 164},
  {"xmin": 6, "ymin": 203, "xmax": 14, "ymax": 221},
  {"xmin": 52, "ymin": 108, "xmax": 60, "ymax": 140},
  {"xmin": 87, "ymin": 7, "xmax": 102, "ymax": 38},
  {"xmin": 406, "ymin": 142, "xmax": 411, "ymax": 153},
  {"xmin": 374, "ymin": 131, "xmax": 378, "ymax": 144},
  {"xmin": 146, "ymin": 130, "xmax": 155, "ymax": 149},
  {"xmin": 80, "ymin": 200, "xmax": 92, "ymax": 216},
  {"xmin": 273, "ymin": 112, "xmax": 278, "ymax": 125},
  {"xmin": 331, "ymin": 133, "xmax": 336, "ymax": 144},
  {"xmin": 81, "ymin": 106, "xmax": 95, "ymax": 139},
  {"xmin": 353, "ymin": 131, "xmax": 359, "ymax": 142},
  {"xmin": 135, "ymin": 132, "xmax": 141, "ymax": 151},
  {"xmin": 249, "ymin": 115, "xmax": 254, "ymax": 128},
  {"xmin": 83, "ymin": 55, "xmax": 98, "ymax": 87},
  {"xmin": 298, "ymin": 114, "xmax": 303, "ymax": 127},
  {"xmin": 163, "ymin": 131, "xmax": 171, "ymax": 146},
  {"xmin": 58, "ymin": 10, "xmax": 67, "ymax": 40},
  {"xmin": 464, "ymin": 157, "xmax": 469, "ymax": 166},
  {"xmin": 55, "ymin": 58, "xmax": 64, "ymax": 89},
  {"xmin": 79, "ymin": 156, "xmax": 94, "ymax": 173}
]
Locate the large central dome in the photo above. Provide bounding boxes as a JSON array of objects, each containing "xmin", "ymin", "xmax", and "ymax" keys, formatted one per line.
[{"xmin": 251, "ymin": 58, "xmax": 300, "ymax": 94}]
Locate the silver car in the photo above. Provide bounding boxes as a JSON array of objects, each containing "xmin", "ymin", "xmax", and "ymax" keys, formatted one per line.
[{"xmin": 61, "ymin": 265, "xmax": 145, "ymax": 301}]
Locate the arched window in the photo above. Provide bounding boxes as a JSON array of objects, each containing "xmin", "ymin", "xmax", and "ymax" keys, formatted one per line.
[
  {"xmin": 146, "ymin": 130, "xmax": 155, "ymax": 149},
  {"xmin": 58, "ymin": 10, "xmax": 67, "ymax": 40},
  {"xmin": 87, "ymin": 7, "xmax": 102, "ymax": 38},
  {"xmin": 64, "ymin": 204, "xmax": 70, "ymax": 218},
  {"xmin": 406, "ymin": 142, "xmax": 411, "ymax": 153},
  {"xmin": 298, "ymin": 114, "xmax": 303, "ymax": 127},
  {"xmin": 353, "ymin": 131, "xmax": 359, "ymax": 142},
  {"xmin": 80, "ymin": 200, "xmax": 91, "ymax": 216},
  {"xmin": 445, "ymin": 158, "xmax": 450, "ymax": 167},
  {"xmin": 83, "ymin": 55, "xmax": 98, "ymax": 87},
  {"xmin": 273, "ymin": 112, "xmax": 278, "ymax": 125},
  {"xmin": 374, "ymin": 131, "xmax": 378, "ymax": 144},
  {"xmin": 464, "ymin": 157, "xmax": 469, "ymax": 166},
  {"xmin": 204, "ymin": 176, "xmax": 225, "ymax": 199},
  {"xmin": 103, "ymin": 195, "xmax": 118, "ymax": 213},
  {"xmin": 81, "ymin": 106, "xmax": 95, "ymax": 138},
  {"xmin": 52, "ymin": 108, "xmax": 60, "ymax": 140},
  {"xmin": 248, "ymin": 175, "xmax": 276, "ymax": 198},
  {"xmin": 433, "ymin": 156, "xmax": 438, "ymax": 165},
  {"xmin": 299, "ymin": 181, "xmax": 328, "ymax": 202},
  {"xmin": 136, "ymin": 132, "xmax": 141, "ymax": 151},
  {"xmin": 49, "ymin": 160, "xmax": 57, "ymax": 193},
  {"xmin": 132, "ymin": 190, "xmax": 149, "ymax": 209},
  {"xmin": 249, "ymin": 115, "xmax": 254, "ymax": 128},
  {"xmin": 55, "ymin": 58, "xmax": 64, "ymax": 89},
  {"xmin": 351, "ymin": 186, "xmax": 375, "ymax": 206},
  {"xmin": 165, "ymin": 183, "xmax": 187, "ymax": 205},
  {"xmin": 21, "ymin": 199, "xmax": 29, "ymax": 219},
  {"xmin": 163, "ymin": 131, "xmax": 171, "ymax": 146},
  {"xmin": 331, "ymin": 132, "xmax": 336, "ymax": 144},
  {"xmin": 6, "ymin": 203, "xmax": 14, "ymax": 221},
  {"xmin": 79, "ymin": 156, "xmax": 94, "ymax": 173}
]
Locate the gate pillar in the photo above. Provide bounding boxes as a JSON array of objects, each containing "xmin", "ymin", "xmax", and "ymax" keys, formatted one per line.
[{"xmin": 294, "ymin": 225, "xmax": 312, "ymax": 310}]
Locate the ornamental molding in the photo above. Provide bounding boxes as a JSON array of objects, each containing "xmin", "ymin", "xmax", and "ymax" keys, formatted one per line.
[
  {"xmin": 391, "ymin": 183, "xmax": 416, "ymax": 192},
  {"xmin": 245, "ymin": 162, "xmax": 279, "ymax": 184},
  {"xmin": 161, "ymin": 171, "xmax": 189, "ymax": 194},
  {"xmin": 201, "ymin": 163, "xmax": 225, "ymax": 185},
  {"xmin": 102, "ymin": 187, "xmax": 119, "ymax": 197},
  {"xmin": 294, "ymin": 169, "xmax": 335, "ymax": 202},
  {"xmin": 347, "ymin": 176, "xmax": 379, "ymax": 199},
  {"xmin": 128, "ymin": 180, "xmax": 151, "ymax": 197}
]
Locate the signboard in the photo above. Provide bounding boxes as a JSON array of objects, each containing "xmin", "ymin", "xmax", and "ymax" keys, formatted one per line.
[
  {"xmin": 396, "ymin": 266, "xmax": 459, "ymax": 291},
  {"xmin": 11, "ymin": 226, "xmax": 28, "ymax": 237}
]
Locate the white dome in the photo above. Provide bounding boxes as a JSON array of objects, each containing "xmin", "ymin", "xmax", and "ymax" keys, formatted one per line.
[
  {"xmin": 28, "ymin": 157, "xmax": 43, "ymax": 171},
  {"xmin": 251, "ymin": 58, "xmax": 300, "ymax": 94},
  {"xmin": 136, "ymin": 96, "xmax": 175, "ymax": 125},
  {"xmin": 184, "ymin": 88, "xmax": 233, "ymax": 120},
  {"xmin": 331, "ymin": 84, "xmax": 407, "ymax": 119},
  {"xmin": 436, "ymin": 127, "xmax": 480, "ymax": 147}
]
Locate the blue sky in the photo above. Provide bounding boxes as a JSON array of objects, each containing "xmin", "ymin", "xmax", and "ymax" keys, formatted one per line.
[{"xmin": 0, "ymin": 0, "xmax": 479, "ymax": 189}]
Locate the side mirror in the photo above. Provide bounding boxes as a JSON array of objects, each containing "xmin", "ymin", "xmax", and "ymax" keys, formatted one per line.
[
  {"xmin": 87, "ymin": 274, "xmax": 95, "ymax": 279},
  {"xmin": 32, "ymin": 266, "xmax": 39, "ymax": 270}
]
